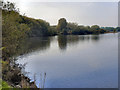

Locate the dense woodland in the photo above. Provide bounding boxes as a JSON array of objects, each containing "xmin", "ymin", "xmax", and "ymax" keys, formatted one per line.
[{"xmin": 1, "ymin": 1, "xmax": 120, "ymax": 88}]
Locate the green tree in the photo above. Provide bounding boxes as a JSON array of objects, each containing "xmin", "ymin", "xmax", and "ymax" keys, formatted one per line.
[
  {"xmin": 116, "ymin": 27, "xmax": 120, "ymax": 32},
  {"xmin": 2, "ymin": 10, "xmax": 30, "ymax": 60},
  {"xmin": 91, "ymin": 25, "xmax": 100, "ymax": 30},
  {"xmin": 57, "ymin": 18, "xmax": 67, "ymax": 31},
  {"xmin": 91, "ymin": 25, "xmax": 100, "ymax": 34}
]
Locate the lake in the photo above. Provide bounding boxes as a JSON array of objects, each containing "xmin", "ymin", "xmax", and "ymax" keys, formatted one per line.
[{"xmin": 16, "ymin": 33, "xmax": 118, "ymax": 88}]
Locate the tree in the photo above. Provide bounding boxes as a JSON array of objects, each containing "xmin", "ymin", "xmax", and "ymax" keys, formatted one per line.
[
  {"xmin": 57, "ymin": 18, "xmax": 67, "ymax": 31},
  {"xmin": 2, "ymin": 1, "xmax": 16, "ymax": 11},
  {"xmin": 66, "ymin": 22, "xmax": 78, "ymax": 30},
  {"xmin": 116, "ymin": 27, "xmax": 120, "ymax": 32},
  {"xmin": 91, "ymin": 25, "xmax": 100, "ymax": 34},
  {"xmin": 91, "ymin": 25, "xmax": 100, "ymax": 30}
]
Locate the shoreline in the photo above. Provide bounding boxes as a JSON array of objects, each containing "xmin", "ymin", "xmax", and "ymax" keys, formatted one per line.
[{"xmin": 2, "ymin": 60, "xmax": 38, "ymax": 88}]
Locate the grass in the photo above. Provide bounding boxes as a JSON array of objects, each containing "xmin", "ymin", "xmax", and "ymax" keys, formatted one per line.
[{"xmin": 1, "ymin": 80, "xmax": 12, "ymax": 89}]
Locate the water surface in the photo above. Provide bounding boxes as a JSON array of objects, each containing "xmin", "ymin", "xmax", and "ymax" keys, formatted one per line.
[{"xmin": 17, "ymin": 33, "xmax": 118, "ymax": 88}]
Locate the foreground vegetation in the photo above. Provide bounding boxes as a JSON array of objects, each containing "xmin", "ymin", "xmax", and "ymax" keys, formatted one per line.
[{"xmin": 1, "ymin": 1, "xmax": 120, "ymax": 89}]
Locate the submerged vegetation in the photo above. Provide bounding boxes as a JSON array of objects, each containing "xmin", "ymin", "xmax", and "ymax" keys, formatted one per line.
[{"xmin": 1, "ymin": 1, "xmax": 120, "ymax": 89}]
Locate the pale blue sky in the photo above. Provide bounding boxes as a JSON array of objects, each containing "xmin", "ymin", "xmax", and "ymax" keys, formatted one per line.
[{"xmin": 4, "ymin": 0, "xmax": 119, "ymax": 27}]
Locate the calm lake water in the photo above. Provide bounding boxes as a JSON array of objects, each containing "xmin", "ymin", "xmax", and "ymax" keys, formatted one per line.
[{"xmin": 17, "ymin": 33, "xmax": 118, "ymax": 88}]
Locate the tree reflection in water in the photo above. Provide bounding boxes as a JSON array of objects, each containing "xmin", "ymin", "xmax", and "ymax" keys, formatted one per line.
[
  {"xmin": 57, "ymin": 35, "xmax": 100, "ymax": 50},
  {"xmin": 10, "ymin": 35, "xmax": 101, "ymax": 58}
]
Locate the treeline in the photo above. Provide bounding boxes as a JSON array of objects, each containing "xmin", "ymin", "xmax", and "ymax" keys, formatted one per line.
[
  {"xmin": 101, "ymin": 27, "xmax": 120, "ymax": 32},
  {"xmin": 56, "ymin": 18, "xmax": 120, "ymax": 35},
  {"xmin": 2, "ymin": 1, "xmax": 57, "ymax": 60},
  {"xmin": 20, "ymin": 16, "xmax": 57, "ymax": 37}
]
